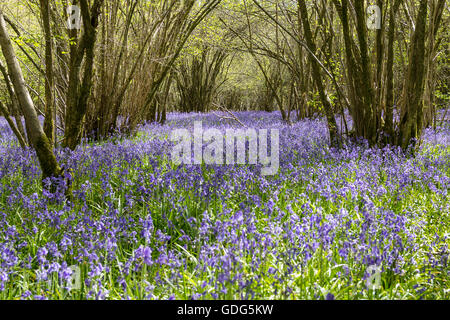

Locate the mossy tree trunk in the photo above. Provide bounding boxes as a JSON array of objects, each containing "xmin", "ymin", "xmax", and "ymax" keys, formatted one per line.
[
  {"xmin": 64, "ymin": 0, "xmax": 103, "ymax": 150},
  {"xmin": 0, "ymin": 9, "xmax": 61, "ymax": 179},
  {"xmin": 398, "ymin": 0, "xmax": 428, "ymax": 150},
  {"xmin": 332, "ymin": 0, "xmax": 378, "ymax": 146}
]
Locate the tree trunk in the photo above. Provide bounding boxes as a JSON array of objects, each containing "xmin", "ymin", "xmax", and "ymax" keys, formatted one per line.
[
  {"xmin": 0, "ymin": 101, "xmax": 27, "ymax": 149},
  {"xmin": 423, "ymin": 0, "xmax": 446, "ymax": 129},
  {"xmin": 398, "ymin": 0, "xmax": 428, "ymax": 150},
  {"xmin": 64, "ymin": 0, "xmax": 103, "ymax": 150},
  {"xmin": 0, "ymin": 10, "xmax": 61, "ymax": 179},
  {"xmin": 298, "ymin": 0, "xmax": 339, "ymax": 146},
  {"xmin": 0, "ymin": 60, "xmax": 27, "ymax": 143},
  {"xmin": 333, "ymin": 0, "xmax": 379, "ymax": 145},
  {"xmin": 384, "ymin": 0, "xmax": 402, "ymax": 144},
  {"xmin": 39, "ymin": 0, "xmax": 56, "ymax": 147}
]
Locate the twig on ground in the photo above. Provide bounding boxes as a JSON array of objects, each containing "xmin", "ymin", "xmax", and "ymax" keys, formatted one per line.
[{"xmin": 212, "ymin": 102, "xmax": 248, "ymax": 128}]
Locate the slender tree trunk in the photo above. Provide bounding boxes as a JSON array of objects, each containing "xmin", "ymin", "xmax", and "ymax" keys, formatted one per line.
[
  {"xmin": 64, "ymin": 0, "xmax": 103, "ymax": 150},
  {"xmin": 353, "ymin": 0, "xmax": 376, "ymax": 145},
  {"xmin": 374, "ymin": 0, "xmax": 384, "ymax": 140},
  {"xmin": 384, "ymin": 0, "xmax": 401, "ymax": 145},
  {"xmin": 0, "ymin": 101, "xmax": 27, "ymax": 148},
  {"xmin": 398, "ymin": 0, "xmax": 428, "ymax": 150},
  {"xmin": 333, "ymin": 0, "xmax": 361, "ymax": 136},
  {"xmin": 39, "ymin": 0, "xmax": 56, "ymax": 147},
  {"xmin": 0, "ymin": 60, "xmax": 27, "ymax": 143},
  {"xmin": 0, "ymin": 10, "xmax": 60, "ymax": 179},
  {"xmin": 423, "ymin": 0, "xmax": 446, "ymax": 129},
  {"xmin": 298, "ymin": 0, "xmax": 339, "ymax": 146}
]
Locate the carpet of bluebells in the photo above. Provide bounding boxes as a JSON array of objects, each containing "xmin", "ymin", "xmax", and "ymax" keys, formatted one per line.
[{"xmin": 0, "ymin": 112, "xmax": 449, "ymax": 300}]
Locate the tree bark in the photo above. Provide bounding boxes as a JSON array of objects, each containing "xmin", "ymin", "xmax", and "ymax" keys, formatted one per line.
[
  {"xmin": 0, "ymin": 101, "xmax": 27, "ymax": 148},
  {"xmin": 398, "ymin": 0, "xmax": 428, "ymax": 150},
  {"xmin": 384, "ymin": 0, "xmax": 402, "ymax": 144},
  {"xmin": 423, "ymin": 0, "xmax": 446, "ymax": 129},
  {"xmin": 0, "ymin": 9, "xmax": 61, "ymax": 179},
  {"xmin": 39, "ymin": 0, "xmax": 56, "ymax": 147},
  {"xmin": 0, "ymin": 60, "xmax": 27, "ymax": 143},
  {"xmin": 298, "ymin": 0, "xmax": 339, "ymax": 146},
  {"xmin": 64, "ymin": 0, "xmax": 104, "ymax": 150}
]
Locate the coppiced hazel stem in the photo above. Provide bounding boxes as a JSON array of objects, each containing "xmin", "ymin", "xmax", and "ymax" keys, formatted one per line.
[{"xmin": 0, "ymin": 9, "xmax": 61, "ymax": 179}]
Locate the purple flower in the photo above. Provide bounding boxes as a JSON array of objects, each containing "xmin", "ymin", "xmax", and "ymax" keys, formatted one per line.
[{"xmin": 325, "ymin": 293, "xmax": 335, "ymax": 300}]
